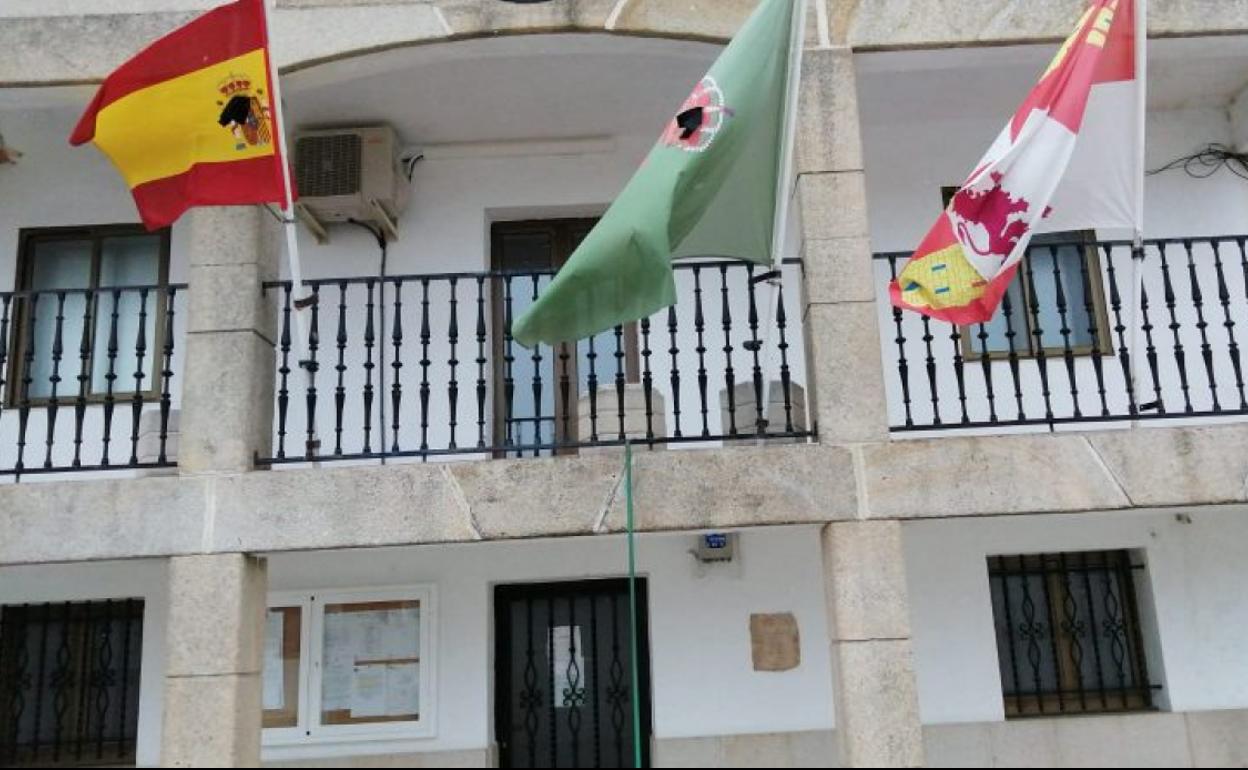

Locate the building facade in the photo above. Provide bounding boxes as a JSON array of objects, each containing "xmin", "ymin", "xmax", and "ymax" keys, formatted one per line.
[{"xmin": 1, "ymin": 0, "xmax": 1247, "ymax": 767}]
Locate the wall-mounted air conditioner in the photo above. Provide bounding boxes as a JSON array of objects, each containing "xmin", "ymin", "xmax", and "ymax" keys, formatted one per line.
[{"xmin": 293, "ymin": 125, "xmax": 410, "ymax": 242}]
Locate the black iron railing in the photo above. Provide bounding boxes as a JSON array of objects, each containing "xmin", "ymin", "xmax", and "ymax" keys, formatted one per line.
[
  {"xmin": 877, "ymin": 235, "xmax": 1248, "ymax": 431},
  {"xmin": 989, "ymin": 551, "xmax": 1157, "ymax": 718},
  {"xmin": 0, "ymin": 285, "xmax": 185, "ymax": 480},
  {"xmin": 261, "ymin": 259, "xmax": 810, "ymax": 465},
  {"xmin": 0, "ymin": 599, "xmax": 145, "ymax": 767}
]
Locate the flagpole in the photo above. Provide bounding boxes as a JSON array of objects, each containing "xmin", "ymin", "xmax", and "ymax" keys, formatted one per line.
[
  {"xmin": 262, "ymin": 0, "xmax": 319, "ymax": 455},
  {"xmin": 759, "ymin": 0, "xmax": 807, "ymax": 432},
  {"xmin": 1128, "ymin": 0, "xmax": 1149, "ymax": 421}
]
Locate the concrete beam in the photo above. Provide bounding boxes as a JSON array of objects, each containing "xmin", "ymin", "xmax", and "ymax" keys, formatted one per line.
[
  {"xmin": 2, "ymin": 424, "xmax": 1247, "ymax": 566},
  {"xmin": 832, "ymin": 0, "xmax": 1248, "ymax": 51}
]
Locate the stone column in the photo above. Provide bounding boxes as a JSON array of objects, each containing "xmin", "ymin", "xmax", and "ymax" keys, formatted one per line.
[
  {"xmin": 179, "ymin": 206, "xmax": 278, "ymax": 474},
  {"xmin": 822, "ymin": 521, "xmax": 924, "ymax": 767},
  {"xmin": 161, "ymin": 554, "xmax": 267, "ymax": 767},
  {"xmin": 794, "ymin": 46, "xmax": 889, "ymax": 444}
]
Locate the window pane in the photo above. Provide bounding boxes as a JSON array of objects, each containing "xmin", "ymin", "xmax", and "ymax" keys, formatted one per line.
[
  {"xmin": 26, "ymin": 240, "xmax": 92, "ymax": 400},
  {"xmin": 91, "ymin": 235, "xmax": 161, "ymax": 394},
  {"xmin": 263, "ymin": 607, "xmax": 302, "ymax": 729},
  {"xmin": 973, "ymin": 279, "xmax": 1029, "ymax": 355},
  {"xmin": 1028, "ymin": 244, "xmax": 1097, "ymax": 350},
  {"xmin": 320, "ymin": 600, "xmax": 421, "ymax": 726}
]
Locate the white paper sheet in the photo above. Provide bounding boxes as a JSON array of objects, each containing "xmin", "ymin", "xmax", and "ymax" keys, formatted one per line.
[
  {"xmin": 349, "ymin": 665, "xmax": 388, "ymax": 718},
  {"xmin": 262, "ymin": 610, "xmax": 285, "ymax": 711},
  {"xmin": 384, "ymin": 662, "xmax": 421, "ymax": 716}
]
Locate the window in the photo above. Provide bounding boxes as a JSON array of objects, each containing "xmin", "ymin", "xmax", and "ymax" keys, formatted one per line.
[
  {"xmin": 988, "ymin": 551, "xmax": 1155, "ymax": 718},
  {"xmin": 938, "ymin": 187, "xmax": 1111, "ymax": 359},
  {"xmin": 12, "ymin": 226, "xmax": 170, "ymax": 404},
  {"xmin": 0, "ymin": 599, "xmax": 145, "ymax": 767},
  {"xmin": 263, "ymin": 586, "xmax": 436, "ymax": 749}
]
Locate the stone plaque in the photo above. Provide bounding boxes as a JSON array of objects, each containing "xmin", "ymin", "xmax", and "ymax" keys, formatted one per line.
[{"xmin": 750, "ymin": 612, "xmax": 800, "ymax": 672}]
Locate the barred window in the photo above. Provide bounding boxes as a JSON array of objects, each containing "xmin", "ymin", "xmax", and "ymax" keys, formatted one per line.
[
  {"xmin": 0, "ymin": 600, "xmax": 145, "ymax": 767},
  {"xmin": 988, "ymin": 551, "xmax": 1156, "ymax": 718}
]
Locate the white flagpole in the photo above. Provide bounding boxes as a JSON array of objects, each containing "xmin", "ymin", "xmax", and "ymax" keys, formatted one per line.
[
  {"xmin": 262, "ymin": 0, "xmax": 319, "ymax": 454},
  {"xmin": 758, "ymin": 0, "xmax": 807, "ymax": 435},
  {"xmin": 1128, "ymin": 0, "xmax": 1149, "ymax": 419}
]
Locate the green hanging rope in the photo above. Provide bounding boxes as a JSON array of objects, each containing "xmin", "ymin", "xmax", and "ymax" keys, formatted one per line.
[{"xmin": 625, "ymin": 440, "xmax": 643, "ymax": 769}]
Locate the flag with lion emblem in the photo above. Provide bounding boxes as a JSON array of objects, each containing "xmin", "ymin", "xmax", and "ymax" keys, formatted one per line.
[{"xmin": 891, "ymin": 0, "xmax": 1145, "ymax": 325}]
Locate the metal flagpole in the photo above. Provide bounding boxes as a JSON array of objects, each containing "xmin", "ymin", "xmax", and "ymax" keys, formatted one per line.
[
  {"xmin": 1128, "ymin": 0, "xmax": 1149, "ymax": 420},
  {"xmin": 624, "ymin": 439, "xmax": 642, "ymax": 770},
  {"xmin": 757, "ymin": 0, "xmax": 808, "ymax": 431},
  {"xmin": 261, "ymin": 0, "xmax": 319, "ymax": 454}
]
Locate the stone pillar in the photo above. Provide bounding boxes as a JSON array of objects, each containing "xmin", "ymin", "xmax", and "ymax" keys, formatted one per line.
[
  {"xmin": 179, "ymin": 206, "xmax": 278, "ymax": 474},
  {"xmin": 794, "ymin": 46, "xmax": 889, "ymax": 444},
  {"xmin": 161, "ymin": 554, "xmax": 267, "ymax": 767},
  {"xmin": 822, "ymin": 521, "xmax": 924, "ymax": 767}
]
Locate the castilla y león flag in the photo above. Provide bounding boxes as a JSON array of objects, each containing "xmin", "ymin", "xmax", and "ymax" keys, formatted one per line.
[
  {"xmin": 70, "ymin": 0, "xmax": 285, "ymax": 230},
  {"xmin": 891, "ymin": 0, "xmax": 1144, "ymax": 325}
]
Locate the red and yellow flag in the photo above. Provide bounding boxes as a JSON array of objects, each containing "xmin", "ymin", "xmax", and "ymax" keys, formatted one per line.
[{"xmin": 70, "ymin": 0, "xmax": 286, "ymax": 230}]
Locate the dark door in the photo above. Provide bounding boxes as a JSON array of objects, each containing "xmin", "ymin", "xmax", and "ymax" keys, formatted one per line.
[
  {"xmin": 490, "ymin": 220, "xmax": 640, "ymax": 454},
  {"xmin": 494, "ymin": 579, "xmax": 652, "ymax": 769}
]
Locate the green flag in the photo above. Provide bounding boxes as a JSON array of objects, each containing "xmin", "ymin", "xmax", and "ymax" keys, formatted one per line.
[{"xmin": 512, "ymin": 0, "xmax": 800, "ymax": 347}]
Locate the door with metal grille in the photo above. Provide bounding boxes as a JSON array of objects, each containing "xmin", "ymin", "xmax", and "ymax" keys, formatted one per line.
[
  {"xmin": 0, "ymin": 599, "xmax": 145, "ymax": 767},
  {"xmin": 494, "ymin": 580, "xmax": 651, "ymax": 768}
]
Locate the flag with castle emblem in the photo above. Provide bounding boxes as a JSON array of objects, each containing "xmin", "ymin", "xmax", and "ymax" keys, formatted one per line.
[
  {"xmin": 70, "ymin": 0, "xmax": 285, "ymax": 230},
  {"xmin": 513, "ymin": 0, "xmax": 801, "ymax": 346},
  {"xmin": 891, "ymin": 0, "xmax": 1145, "ymax": 324}
]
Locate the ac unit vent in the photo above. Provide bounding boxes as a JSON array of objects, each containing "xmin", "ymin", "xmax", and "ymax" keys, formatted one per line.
[{"xmin": 295, "ymin": 133, "xmax": 362, "ymax": 198}]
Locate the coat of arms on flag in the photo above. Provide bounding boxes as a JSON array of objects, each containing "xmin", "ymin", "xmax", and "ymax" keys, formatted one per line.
[{"xmin": 891, "ymin": 0, "xmax": 1145, "ymax": 326}]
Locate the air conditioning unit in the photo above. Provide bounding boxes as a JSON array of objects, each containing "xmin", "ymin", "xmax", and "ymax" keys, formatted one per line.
[{"xmin": 293, "ymin": 125, "xmax": 410, "ymax": 241}]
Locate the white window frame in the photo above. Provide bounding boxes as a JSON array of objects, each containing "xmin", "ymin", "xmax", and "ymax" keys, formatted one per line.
[{"xmin": 262, "ymin": 584, "xmax": 438, "ymax": 753}]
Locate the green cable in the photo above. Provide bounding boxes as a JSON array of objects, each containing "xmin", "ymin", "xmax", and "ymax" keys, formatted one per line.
[{"xmin": 625, "ymin": 440, "xmax": 643, "ymax": 769}]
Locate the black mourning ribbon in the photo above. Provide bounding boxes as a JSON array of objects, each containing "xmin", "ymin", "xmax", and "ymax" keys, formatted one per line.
[
  {"xmin": 218, "ymin": 95, "xmax": 253, "ymax": 127},
  {"xmin": 675, "ymin": 106, "xmax": 705, "ymax": 140}
]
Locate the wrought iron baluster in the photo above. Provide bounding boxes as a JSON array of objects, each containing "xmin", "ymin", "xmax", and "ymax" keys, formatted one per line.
[
  {"xmin": 565, "ymin": 598, "xmax": 583, "ymax": 768},
  {"xmin": 0, "ymin": 296, "xmax": 10, "ymax": 437},
  {"xmin": 419, "ymin": 278, "xmax": 432, "ymax": 455},
  {"xmin": 976, "ymin": 323, "xmax": 998, "ymax": 423},
  {"xmin": 1024, "ymin": 257, "xmax": 1055, "ymax": 424},
  {"xmin": 1105, "ymin": 245, "xmax": 1138, "ymax": 415},
  {"xmin": 101, "ymin": 291, "xmax": 121, "ymax": 467},
  {"xmin": 116, "ymin": 600, "xmax": 135, "ymax": 760},
  {"xmin": 1078, "ymin": 249, "xmax": 1109, "ymax": 417},
  {"xmin": 558, "ymin": 340, "xmax": 571, "ymax": 447},
  {"xmin": 746, "ymin": 265, "xmax": 766, "ymax": 435},
  {"xmin": 1158, "ymin": 243, "xmax": 1192, "ymax": 412},
  {"xmin": 1050, "ymin": 246, "xmax": 1082, "ymax": 419},
  {"xmin": 693, "ymin": 267, "xmax": 710, "ymax": 437},
  {"xmin": 502, "ymin": 277, "xmax": 516, "ymax": 449},
  {"xmin": 608, "ymin": 593, "xmax": 626, "ymax": 767},
  {"xmin": 447, "ymin": 277, "xmax": 460, "ymax": 451},
  {"xmin": 586, "ymin": 336, "xmax": 599, "ymax": 443},
  {"xmin": 1015, "ymin": 556, "xmax": 1048, "ymax": 713},
  {"xmin": 720, "ymin": 265, "xmax": 737, "ymax": 436},
  {"xmin": 640, "ymin": 318, "xmax": 655, "ymax": 441},
  {"xmin": 531, "ymin": 276, "xmax": 545, "ymax": 456},
  {"xmin": 16, "ymin": 294, "xmax": 40, "ymax": 479},
  {"xmin": 950, "ymin": 323, "xmax": 970, "ymax": 424},
  {"xmin": 44, "ymin": 291, "xmax": 68, "ymax": 469},
  {"xmin": 1036, "ymin": 556, "xmax": 1066, "ymax": 712},
  {"xmin": 72, "ymin": 290, "xmax": 94, "ymax": 467},
  {"xmin": 1001, "ymin": 289, "xmax": 1026, "ymax": 420},
  {"xmin": 613, "ymin": 325, "xmax": 626, "ymax": 441},
  {"xmin": 776, "ymin": 285, "xmax": 795, "ymax": 433},
  {"xmin": 885, "ymin": 256, "xmax": 915, "ymax": 426},
  {"xmin": 275, "ymin": 286, "xmax": 292, "ymax": 460},
  {"xmin": 157, "ymin": 288, "xmax": 177, "ymax": 465},
  {"xmin": 75, "ymin": 603, "xmax": 93, "ymax": 761},
  {"xmin": 920, "ymin": 316, "xmax": 941, "ymax": 425},
  {"xmin": 390, "ymin": 280, "xmax": 404, "ymax": 453},
  {"xmin": 1058, "ymin": 554, "xmax": 1088, "ymax": 711},
  {"xmin": 1212, "ymin": 240, "xmax": 1248, "ymax": 409},
  {"xmin": 520, "ymin": 598, "xmax": 540, "ymax": 768},
  {"xmin": 667, "ymin": 307, "xmax": 682, "ymax": 438},
  {"xmin": 476, "ymin": 276, "xmax": 488, "ymax": 449},
  {"xmin": 24, "ymin": 605, "xmax": 45, "ymax": 764},
  {"xmin": 1139, "ymin": 281, "xmax": 1165, "ymax": 412},
  {"xmin": 547, "ymin": 597, "xmax": 557, "ymax": 767},
  {"xmin": 303, "ymin": 286, "xmax": 321, "ymax": 460},
  {"xmin": 994, "ymin": 562, "xmax": 1024, "ymax": 715},
  {"xmin": 589, "ymin": 596, "xmax": 602, "ymax": 768},
  {"xmin": 1079, "ymin": 552, "xmax": 1109, "ymax": 709},
  {"xmin": 1100, "ymin": 557, "xmax": 1131, "ymax": 709},
  {"xmin": 1184, "ymin": 239, "xmax": 1219, "ymax": 411},
  {"xmin": 331, "ymin": 283, "xmax": 348, "ymax": 455},
  {"xmin": 127, "ymin": 289, "xmax": 150, "ymax": 466},
  {"xmin": 362, "ymin": 280, "xmax": 376, "ymax": 455},
  {"xmin": 51, "ymin": 602, "xmax": 73, "ymax": 763},
  {"xmin": 92, "ymin": 600, "xmax": 113, "ymax": 759}
]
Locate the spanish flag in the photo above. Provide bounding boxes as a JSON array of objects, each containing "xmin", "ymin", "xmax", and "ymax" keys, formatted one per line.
[{"xmin": 70, "ymin": 0, "xmax": 286, "ymax": 230}]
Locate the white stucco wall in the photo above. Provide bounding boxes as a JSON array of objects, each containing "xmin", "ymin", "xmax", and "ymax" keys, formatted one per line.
[
  {"xmin": 1232, "ymin": 86, "xmax": 1248, "ymax": 153},
  {"xmin": 904, "ymin": 507, "xmax": 1248, "ymax": 725},
  {"xmin": 0, "ymin": 559, "xmax": 169, "ymax": 767},
  {"xmin": 262, "ymin": 525, "xmax": 835, "ymax": 761}
]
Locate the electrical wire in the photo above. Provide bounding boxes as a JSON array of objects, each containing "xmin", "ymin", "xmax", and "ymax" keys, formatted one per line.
[{"xmin": 1147, "ymin": 143, "xmax": 1248, "ymax": 181}]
